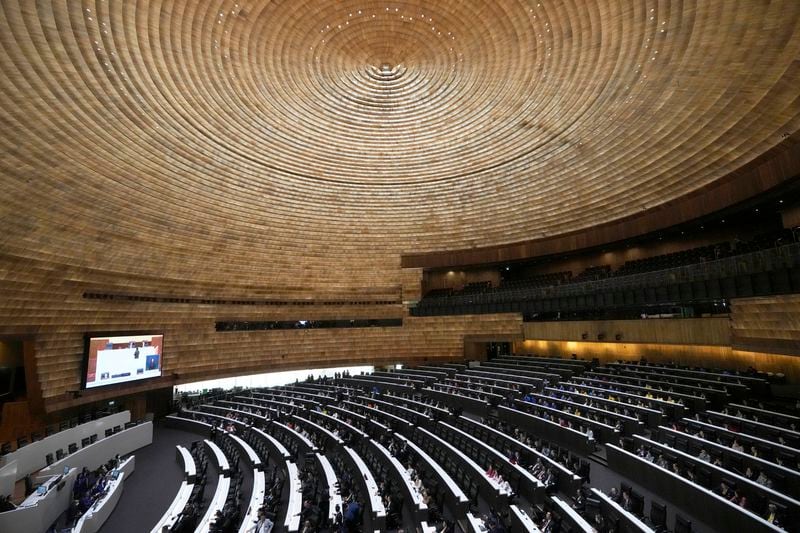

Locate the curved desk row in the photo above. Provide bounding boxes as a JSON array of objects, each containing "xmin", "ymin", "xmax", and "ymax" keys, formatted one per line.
[
  {"xmin": 196, "ymin": 475, "xmax": 231, "ymax": 533},
  {"xmin": 149, "ymin": 481, "xmax": 194, "ymax": 533},
  {"xmin": 73, "ymin": 456, "xmax": 135, "ymax": 533},
  {"xmin": 605, "ymin": 444, "xmax": 781, "ymax": 533},
  {"xmin": 315, "ymin": 453, "xmax": 343, "ymax": 523},
  {"xmin": 343, "ymin": 446, "xmax": 386, "ymax": 530}
]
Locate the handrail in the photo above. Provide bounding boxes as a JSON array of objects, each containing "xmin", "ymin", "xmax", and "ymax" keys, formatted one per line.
[{"xmin": 420, "ymin": 242, "xmax": 800, "ymax": 306}]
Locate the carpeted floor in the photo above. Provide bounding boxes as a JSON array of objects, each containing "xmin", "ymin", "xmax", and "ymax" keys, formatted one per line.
[{"xmin": 99, "ymin": 425, "xmax": 201, "ymax": 533}]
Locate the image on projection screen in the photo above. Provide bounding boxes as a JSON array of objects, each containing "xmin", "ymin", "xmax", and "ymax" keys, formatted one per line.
[{"xmin": 84, "ymin": 334, "xmax": 163, "ymax": 389}]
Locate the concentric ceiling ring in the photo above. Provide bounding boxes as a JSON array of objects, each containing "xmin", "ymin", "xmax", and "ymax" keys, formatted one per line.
[{"xmin": 1, "ymin": 1, "xmax": 799, "ymax": 289}]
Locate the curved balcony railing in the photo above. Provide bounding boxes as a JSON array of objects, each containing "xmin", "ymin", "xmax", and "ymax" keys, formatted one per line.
[{"xmin": 418, "ymin": 242, "xmax": 800, "ymax": 307}]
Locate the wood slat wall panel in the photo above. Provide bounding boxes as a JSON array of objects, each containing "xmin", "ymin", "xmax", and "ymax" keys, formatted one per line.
[
  {"xmin": 0, "ymin": 255, "xmax": 521, "ymax": 409},
  {"xmin": 520, "ymin": 318, "xmax": 732, "ymax": 347},
  {"xmin": 731, "ymin": 295, "xmax": 800, "ymax": 354}
]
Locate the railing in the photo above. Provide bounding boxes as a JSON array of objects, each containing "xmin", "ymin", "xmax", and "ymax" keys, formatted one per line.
[{"xmin": 419, "ymin": 242, "xmax": 800, "ymax": 306}]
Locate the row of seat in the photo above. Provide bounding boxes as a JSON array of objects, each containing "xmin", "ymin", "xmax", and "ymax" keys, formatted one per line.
[
  {"xmin": 170, "ymin": 355, "xmax": 793, "ymax": 533},
  {"xmin": 1, "ymin": 409, "xmax": 119, "ymax": 456}
]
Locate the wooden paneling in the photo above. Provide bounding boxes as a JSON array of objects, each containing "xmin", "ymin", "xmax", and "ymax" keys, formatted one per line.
[
  {"xmin": 515, "ymin": 340, "xmax": 800, "ymax": 383},
  {"xmin": 422, "ymin": 269, "xmax": 502, "ymax": 293},
  {"xmin": 0, "ymin": 254, "xmax": 521, "ymax": 412},
  {"xmin": 0, "ymin": 1, "xmax": 798, "ymax": 293},
  {"xmin": 518, "ymin": 311, "xmax": 800, "ymax": 382},
  {"xmin": 521, "ymin": 318, "xmax": 732, "ymax": 347},
  {"xmin": 1, "ymin": 1, "xmax": 800, "ymax": 405},
  {"xmin": 400, "ymin": 268, "xmax": 423, "ymax": 303},
  {"xmin": 731, "ymin": 295, "xmax": 800, "ymax": 354},
  {"xmin": 781, "ymin": 204, "xmax": 800, "ymax": 228},
  {"xmin": 402, "ymin": 137, "xmax": 800, "ymax": 269}
]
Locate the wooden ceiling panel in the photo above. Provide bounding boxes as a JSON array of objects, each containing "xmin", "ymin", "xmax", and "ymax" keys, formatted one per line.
[{"xmin": 0, "ymin": 1, "xmax": 799, "ymax": 288}]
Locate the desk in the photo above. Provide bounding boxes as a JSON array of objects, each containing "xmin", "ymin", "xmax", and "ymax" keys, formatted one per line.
[
  {"xmin": 544, "ymin": 386, "xmax": 662, "ymax": 428},
  {"xmin": 0, "ymin": 467, "xmax": 77, "ymax": 533},
  {"xmin": 239, "ymin": 470, "xmax": 266, "ymax": 533},
  {"xmin": 36, "ymin": 422, "xmax": 152, "ymax": 482},
  {"xmin": 510, "ymin": 504, "xmax": 541, "ymax": 533},
  {"xmin": 416, "ymin": 365, "xmax": 453, "ymax": 376},
  {"xmin": 315, "ymin": 453, "xmax": 343, "ymax": 522},
  {"xmin": 589, "ymin": 370, "xmax": 724, "ymax": 407},
  {"xmin": 176, "ymin": 445, "xmax": 196, "ymax": 482},
  {"xmin": 374, "ymin": 371, "xmax": 425, "ymax": 385},
  {"xmin": 605, "ymin": 445, "xmax": 782, "ymax": 533},
  {"xmin": 465, "ymin": 512, "xmax": 487, "ymax": 533},
  {"xmin": 565, "ymin": 382, "xmax": 684, "ymax": 421},
  {"xmin": 230, "ymin": 434, "xmax": 262, "ymax": 468},
  {"xmin": 340, "ymin": 376, "xmax": 413, "ymax": 394},
  {"xmin": 462, "ymin": 369, "xmax": 537, "ymax": 390},
  {"xmin": 251, "ymin": 427, "xmax": 292, "ymax": 460},
  {"xmin": 683, "ymin": 418, "xmax": 799, "ymax": 459},
  {"xmin": 551, "ymin": 496, "xmax": 593, "ymax": 532},
  {"xmin": 19, "ymin": 472, "xmax": 65, "ymax": 508},
  {"xmin": 498, "ymin": 405, "xmax": 595, "ymax": 456},
  {"xmin": 380, "ymin": 394, "xmax": 449, "ymax": 418},
  {"xmin": 204, "ymin": 439, "xmax": 231, "ymax": 475},
  {"xmin": 458, "ymin": 416, "xmax": 581, "ymax": 495},
  {"xmin": 196, "ymin": 475, "xmax": 231, "ymax": 533},
  {"xmin": 223, "ymin": 399, "xmax": 280, "ymax": 418},
  {"xmin": 149, "ymin": 481, "xmax": 194, "ymax": 532},
  {"xmin": 165, "ymin": 415, "xmax": 213, "ymax": 435},
  {"xmin": 728, "ymin": 403, "xmax": 800, "ymax": 425},
  {"xmin": 657, "ymin": 425, "xmax": 800, "ymax": 498},
  {"xmin": 293, "ymin": 415, "xmax": 343, "ymax": 445},
  {"xmin": 479, "ymin": 361, "xmax": 559, "ymax": 381},
  {"xmin": 368, "ymin": 418, "xmax": 392, "ymax": 436},
  {"xmin": 361, "ymin": 396, "xmax": 431, "ymax": 426},
  {"xmin": 590, "ymin": 488, "xmax": 655, "ymax": 533},
  {"xmin": 633, "ymin": 435, "xmax": 800, "ymax": 515},
  {"xmin": 416, "ymin": 426, "xmax": 510, "ymax": 508},
  {"xmin": 393, "ymin": 432, "xmax": 468, "ymax": 514},
  {"xmin": 0, "ymin": 411, "xmax": 131, "ymax": 482},
  {"xmin": 446, "ymin": 377, "xmax": 516, "ymax": 395},
  {"xmin": 423, "ymin": 388, "xmax": 490, "ymax": 418},
  {"xmin": 73, "ymin": 458, "xmax": 134, "ymax": 533},
  {"xmin": 272, "ymin": 422, "xmax": 317, "ymax": 452},
  {"xmin": 522, "ymin": 394, "xmax": 637, "ymax": 438},
  {"xmin": 706, "ymin": 410, "xmax": 800, "ymax": 445},
  {"xmin": 314, "ymin": 411, "xmax": 367, "ymax": 439},
  {"xmin": 371, "ymin": 439, "xmax": 427, "ymax": 515},
  {"xmin": 439, "ymin": 421, "xmax": 542, "ymax": 502},
  {"xmin": 285, "ymin": 461, "xmax": 302, "ymax": 532},
  {"xmin": 343, "ymin": 446, "xmax": 387, "ymax": 525},
  {"xmin": 348, "ymin": 402, "xmax": 410, "ymax": 430},
  {"xmin": 326, "ymin": 405, "xmax": 368, "ymax": 423},
  {"xmin": 486, "ymin": 360, "xmax": 573, "ymax": 379}
]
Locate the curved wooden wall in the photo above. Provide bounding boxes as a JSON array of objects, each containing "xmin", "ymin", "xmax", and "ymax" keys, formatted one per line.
[
  {"xmin": 2, "ymin": 1, "xmax": 800, "ymax": 406},
  {"xmin": 0, "ymin": 254, "xmax": 522, "ymax": 411}
]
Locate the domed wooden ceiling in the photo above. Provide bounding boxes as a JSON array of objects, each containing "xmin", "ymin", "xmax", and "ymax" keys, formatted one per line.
[{"xmin": 1, "ymin": 1, "xmax": 799, "ymax": 292}]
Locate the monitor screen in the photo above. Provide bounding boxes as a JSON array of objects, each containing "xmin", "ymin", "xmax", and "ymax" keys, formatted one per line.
[{"xmin": 83, "ymin": 333, "xmax": 164, "ymax": 389}]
